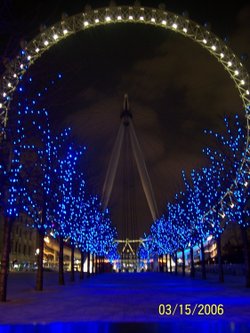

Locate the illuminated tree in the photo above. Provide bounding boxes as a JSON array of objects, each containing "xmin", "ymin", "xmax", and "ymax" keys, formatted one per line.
[
  {"xmin": 203, "ymin": 114, "xmax": 250, "ymax": 286},
  {"xmin": 49, "ymin": 135, "xmax": 85, "ymax": 284},
  {"xmin": 0, "ymin": 117, "xmax": 24, "ymax": 301}
]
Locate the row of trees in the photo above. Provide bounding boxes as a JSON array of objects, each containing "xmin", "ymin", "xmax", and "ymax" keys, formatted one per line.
[
  {"xmin": 0, "ymin": 74, "xmax": 118, "ymax": 301},
  {"xmin": 139, "ymin": 114, "xmax": 250, "ymax": 286}
]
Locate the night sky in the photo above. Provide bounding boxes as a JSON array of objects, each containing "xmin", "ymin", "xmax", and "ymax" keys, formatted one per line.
[{"xmin": 1, "ymin": 0, "xmax": 250, "ymax": 239}]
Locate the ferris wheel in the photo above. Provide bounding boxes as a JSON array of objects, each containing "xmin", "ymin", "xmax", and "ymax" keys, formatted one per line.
[{"xmin": 0, "ymin": 4, "xmax": 249, "ymax": 227}]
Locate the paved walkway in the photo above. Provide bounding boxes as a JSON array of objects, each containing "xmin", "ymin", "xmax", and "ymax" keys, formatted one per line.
[{"xmin": 0, "ymin": 272, "xmax": 250, "ymax": 330}]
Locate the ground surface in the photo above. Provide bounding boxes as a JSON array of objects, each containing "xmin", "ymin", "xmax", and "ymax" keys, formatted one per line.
[{"xmin": 0, "ymin": 272, "xmax": 250, "ymax": 332}]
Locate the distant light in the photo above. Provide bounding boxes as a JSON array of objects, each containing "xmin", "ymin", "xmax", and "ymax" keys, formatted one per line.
[
  {"xmin": 117, "ymin": 15, "xmax": 122, "ymax": 20},
  {"xmin": 53, "ymin": 34, "xmax": 59, "ymax": 40},
  {"xmin": 0, "ymin": 103, "xmax": 2, "ymax": 108},
  {"xmin": 161, "ymin": 20, "xmax": 167, "ymax": 25},
  {"xmin": 105, "ymin": 16, "xmax": 111, "ymax": 22},
  {"xmin": 203, "ymin": 39, "xmax": 207, "ymax": 44},
  {"xmin": 84, "ymin": 21, "xmax": 89, "ymax": 27},
  {"xmin": 20, "ymin": 64, "xmax": 24, "ymax": 69},
  {"xmin": 7, "ymin": 82, "xmax": 11, "ymax": 88},
  {"xmin": 227, "ymin": 61, "xmax": 232, "ymax": 67},
  {"xmin": 230, "ymin": 202, "xmax": 234, "ymax": 208},
  {"xmin": 241, "ymin": 79, "xmax": 245, "ymax": 85},
  {"xmin": 27, "ymin": 55, "xmax": 31, "ymax": 60},
  {"xmin": 140, "ymin": 16, "xmax": 144, "ymax": 21},
  {"xmin": 246, "ymin": 90, "xmax": 250, "ymax": 95},
  {"xmin": 207, "ymin": 235, "xmax": 213, "ymax": 241},
  {"xmin": 220, "ymin": 53, "xmax": 224, "ymax": 58},
  {"xmin": 129, "ymin": 15, "xmax": 133, "ymax": 20},
  {"xmin": 244, "ymin": 181, "xmax": 248, "ymax": 187},
  {"xmin": 35, "ymin": 47, "xmax": 40, "ymax": 53},
  {"xmin": 234, "ymin": 70, "xmax": 239, "ymax": 76},
  {"xmin": 44, "ymin": 40, "xmax": 49, "ymax": 46},
  {"xmin": 44, "ymin": 236, "xmax": 50, "ymax": 244},
  {"xmin": 183, "ymin": 27, "xmax": 187, "ymax": 33},
  {"xmin": 3, "ymin": 92, "xmax": 6, "ymax": 97},
  {"xmin": 13, "ymin": 73, "xmax": 17, "ymax": 78},
  {"xmin": 151, "ymin": 17, "xmax": 156, "ymax": 23},
  {"xmin": 172, "ymin": 23, "xmax": 178, "ymax": 29},
  {"xmin": 63, "ymin": 29, "xmax": 68, "ymax": 35},
  {"xmin": 211, "ymin": 45, "xmax": 216, "ymax": 51},
  {"xmin": 95, "ymin": 18, "xmax": 100, "ymax": 23}
]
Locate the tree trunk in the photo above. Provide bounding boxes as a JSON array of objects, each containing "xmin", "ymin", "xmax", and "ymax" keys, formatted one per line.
[
  {"xmin": 94, "ymin": 254, "xmax": 97, "ymax": 274},
  {"xmin": 0, "ymin": 217, "xmax": 13, "ymax": 302},
  {"xmin": 241, "ymin": 226, "xmax": 250, "ymax": 288},
  {"xmin": 96, "ymin": 255, "xmax": 100, "ymax": 274},
  {"xmin": 35, "ymin": 229, "xmax": 45, "ymax": 291},
  {"xmin": 79, "ymin": 251, "xmax": 85, "ymax": 280},
  {"xmin": 101, "ymin": 256, "xmax": 104, "ymax": 273},
  {"xmin": 217, "ymin": 235, "xmax": 224, "ymax": 283},
  {"xmin": 87, "ymin": 252, "xmax": 91, "ymax": 278},
  {"xmin": 201, "ymin": 241, "xmax": 206, "ymax": 280},
  {"xmin": 102, "ymin": 256, "xmax": 105, "ymax": 273},
  {"xmin": 190, "ymin": 246, "xmax": 195, "ymax": 278},
  {"xmin": 70, "ymin": 245, "xmax": 75, "ymax": 282},
  {"xmin": 182, "ymin": 249, "xmax": 185, "ymax": 276},
  {"xmin": 175, "ymin": 252, "xmax": 178, "ymax": 275},
  {"xmin": 169, "ymin": 254, "xmax": 172, "ymax": 273},
  {"xmin": 58, "ymin": 235, "xmax": 64, "ymax": 285},
  {"xmin": 163, "ymin": 254, "xmax": 166, "ymax": 272}
]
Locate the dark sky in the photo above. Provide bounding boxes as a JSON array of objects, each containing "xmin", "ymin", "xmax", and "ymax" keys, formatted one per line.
[{"xmin": 1, "ymin": 0, "xmax": 250, "ymax": 239}]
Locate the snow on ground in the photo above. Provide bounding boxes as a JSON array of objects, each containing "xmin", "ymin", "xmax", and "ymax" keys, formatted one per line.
[{"xmin": 0, "ymin": 272, "xmax": 250, "ymax": 332}]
